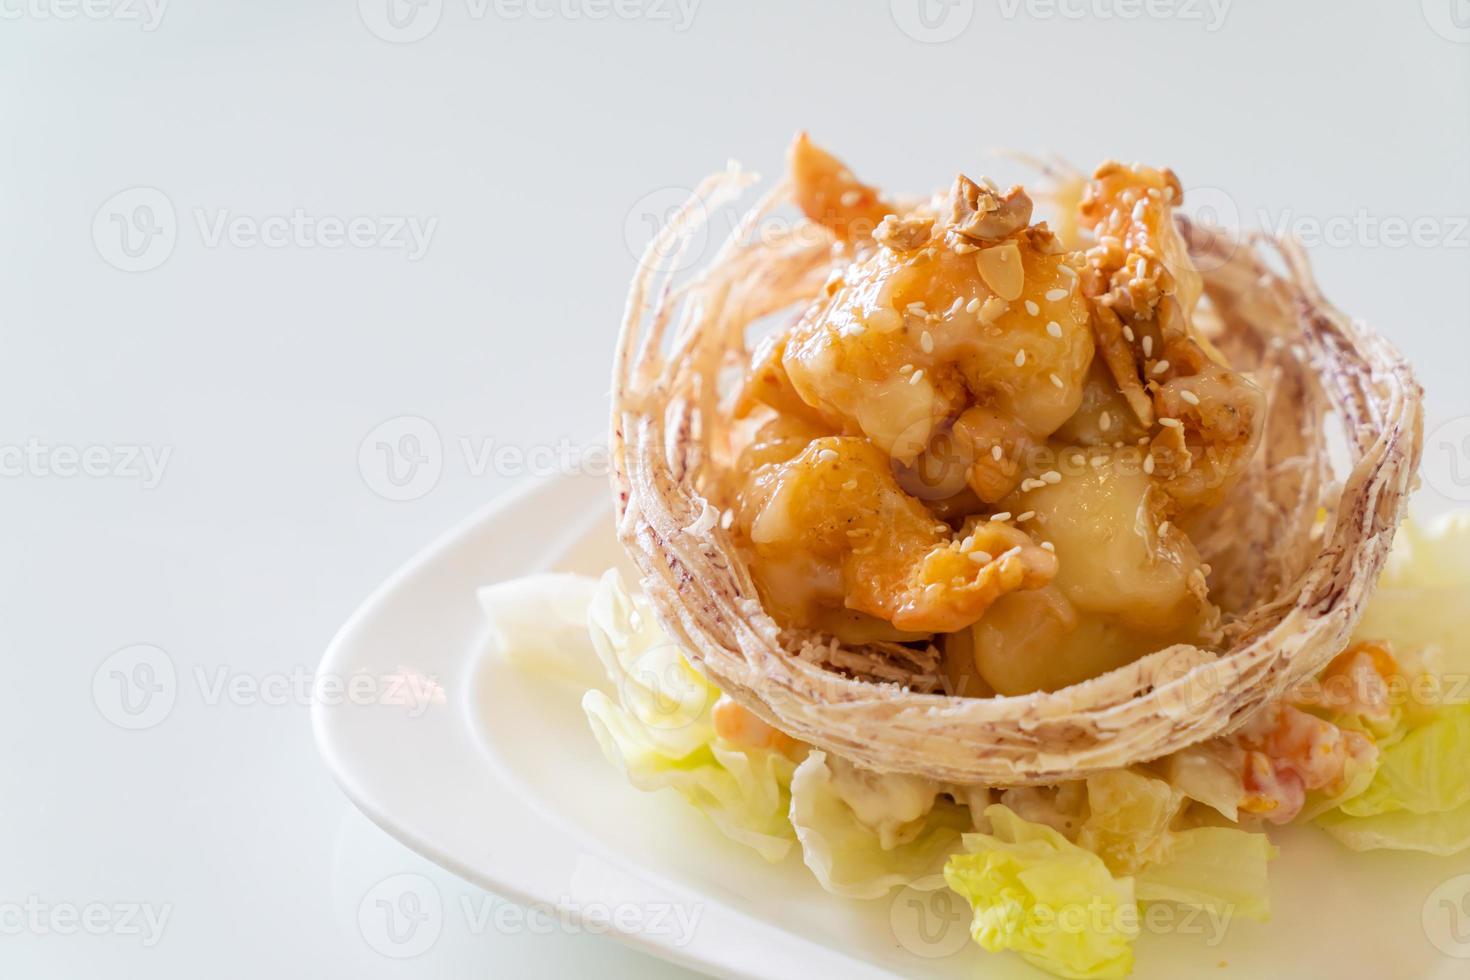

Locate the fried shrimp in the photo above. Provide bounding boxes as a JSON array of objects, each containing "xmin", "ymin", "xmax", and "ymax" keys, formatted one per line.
[
  {"xmin": 733, "ymin": 436, "xmax": 1057, "ymax": 635},
  {"xmin": 716, "ymin": 139, "xmax": 1276, "ymax": 692},
  {"xmin": 755, "ymin": 154, "xmax": 1095, "ymax": 479},
  {"xmin": 789, "ymin": 131, "xmax": 892, "ymax": 241},
  {"xmin": 1078, "ymin": 161, "xmax": 1265, "ymax": 508}
]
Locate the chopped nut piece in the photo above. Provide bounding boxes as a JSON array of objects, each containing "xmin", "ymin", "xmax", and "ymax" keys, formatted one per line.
[
  {"xmin": 874, "ymin": 212, "xmax": 935, "ymax": 251},
  {"xmin": 948, "ymin": 174, "xmax": 1034, "ymax": 243},
  {"xmin": 976, "ymin": 241, "xmax": 1025, "ymax": 301}
]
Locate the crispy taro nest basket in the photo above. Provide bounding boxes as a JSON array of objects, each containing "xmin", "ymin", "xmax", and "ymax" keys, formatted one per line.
[{"xmin": 609, "ymin": 165, "xmax": 1424, "ymax": 786}]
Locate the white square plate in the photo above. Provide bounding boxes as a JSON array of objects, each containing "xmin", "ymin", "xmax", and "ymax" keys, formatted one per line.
[{"xmin": 313, "ymin": 471, "xmax": 1470, "ymax": 979}]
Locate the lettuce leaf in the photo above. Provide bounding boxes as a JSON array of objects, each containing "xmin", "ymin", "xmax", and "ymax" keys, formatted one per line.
[
  {"xmin": 1078, "ymin": 770, "xmax": 1181, "ymax": 875},
  {"xmin": 478, "ymin": 572, "xmax": 603, "ymax": 688},
  {"xmin": 1337, "ymin": 702, "xmax": 1470, "ymax": 818},
  {"xmin": 1318, "ymin": 702, "xmax": 1470, "ymax": 854},
  {"xmin": 1317, "ymin": 797, "xmax": 1470, "ymax": 855},
  {"xmin": 788, "ymin": 751, "xmax": 967, "ymax": 899},
  {"xmin": 580, "ymin": 571, "xmax": 797, "ymax": 862},
  {"xmin": 944, "ymin": 805, "xmax": 1139, "ymax": 979},
  {"xmin": 1078, "ymin": 769, "xmax": 1275, "ymax": 921},
  {"xmin": 1134, "ymin": 827, "xmax": 1276, "ymax": 921},
  {"xmin": 1313, "ymin": 515, "xmax": 1470, "ymax": 854}
]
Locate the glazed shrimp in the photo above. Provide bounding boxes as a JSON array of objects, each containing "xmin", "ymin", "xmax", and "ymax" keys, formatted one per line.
[
  {"xmin": 733, "ymin": 436, "xmax": 1057, "ymax": 634},
  {"xmin": 789, "ymin": 132, "xmax": 892, "ymax": 241},
  {"xmin": 1078, "ymin": 161, "xmax": 1264, "ymax": 509},
  {"xmin": 752, "ymin": 141, "xmax": 1096, "ymax": 491}
]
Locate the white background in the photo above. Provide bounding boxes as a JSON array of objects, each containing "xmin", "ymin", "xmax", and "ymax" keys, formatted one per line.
[{"xmin": 1, "ymin": 1, "xmax": 1467, "ymax": 977}]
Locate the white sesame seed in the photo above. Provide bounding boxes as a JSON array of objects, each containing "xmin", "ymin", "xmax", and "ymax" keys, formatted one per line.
[
  {"xmin": 1099, "ymin": 411, "xmax": 1112, "ymax": 431},
  {"xmin": 899, "ymin": 363, "xmax": 914, "ymax": 375},
  {"xmin": 949, "ymin": 297, "xmax": 964, "ymax": 315},
  {"xmin": 846, "ymin": 323, "xmax": 866, "ymax": 336},
  {"xmin": 906, "ymin": 302, "xmax": 927, "ymax": 314},
  {"xmin": 720, "ymin": 510, "xmax": 734, "ymax": 529},
  {"xmin": 909, "ymin": 369, "xmax": 925, "ymax": 385},
  {"xmin": 1159, "ymin": 416, "xmax": 1182, "ymax": 428},
  {"xmin": 1045, "ymin": 288, "xmax": 1068, "ymax": 301},
  {"xmin": 1158, "ymin": 521, "xmax": 1171, "ymax": 536},
  {"xmin": 968, "ymin": 550, "xmax": 994, "ymax": 564},
  {"xmin": 1152, "ymin": 359, "xmax": 1171, "ymax": 376},
  {"xmin": 965, "ymin": 297, "xmax": 981, "ymax": 314},
  {"xmin": 991, "ymin": 511, "xmax": 1012, "ymax": 522},
  {"xmin": 920, "ymin": 331, "xmax": 934, "ymax": 353},
  {"xmin": 1144, "ymin": 454, "xmax": 1156, "ymax": 474},
  {"xmin": 1025, "ymin": 300, "xmax": 1040, "ymax": 316},
  {"xmin": 1021, "ymin": 478, "xmax": 1045, "ymax": 491},
  {"xmin": 1015, "ymin": 349, "xmax": 1027, "ymax": 367},
  {"xmin": 1049, "ymin": 373, "xmax": 1064, "ymax": 389},
  {"xmin": 1180, "ymin": 389, "xmax": 1200, "ymax": 406},
  {"xmin": 1017, "ymin": 511, "xmax": 1036, "ymax": 521},
  {"xmin": 1046, "ymin": 321, "xmax": 1063, "ymax": 338},
  {"xmin": 1040, "ymin": 541, "xmax": 1055, "ymax": 552},
  {"xmin": 991, "ymin": 445, "xmax": 1004, "ymax": 462},
  {"xmin": 1123, "ymin": 326, "xmax": 1135, "ymax": 342},
  {"xmin": 1142, "ymin": 336, "xmax": 1154, "ymax": 357},
  {"xmin": 817, "ymin": 448, "xmax": 839, "ymax": 462},
  {"xmin": 1042, "ymin": 470, "xmax": 1062, "ymax": 484},
  {"xmin": 1132, "ymin": 200, "xmax": 1147, "ymax": 221},
  {"xmin": 1070, "ymin": 453, "xmax": 1085, "ymax": 467}
]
